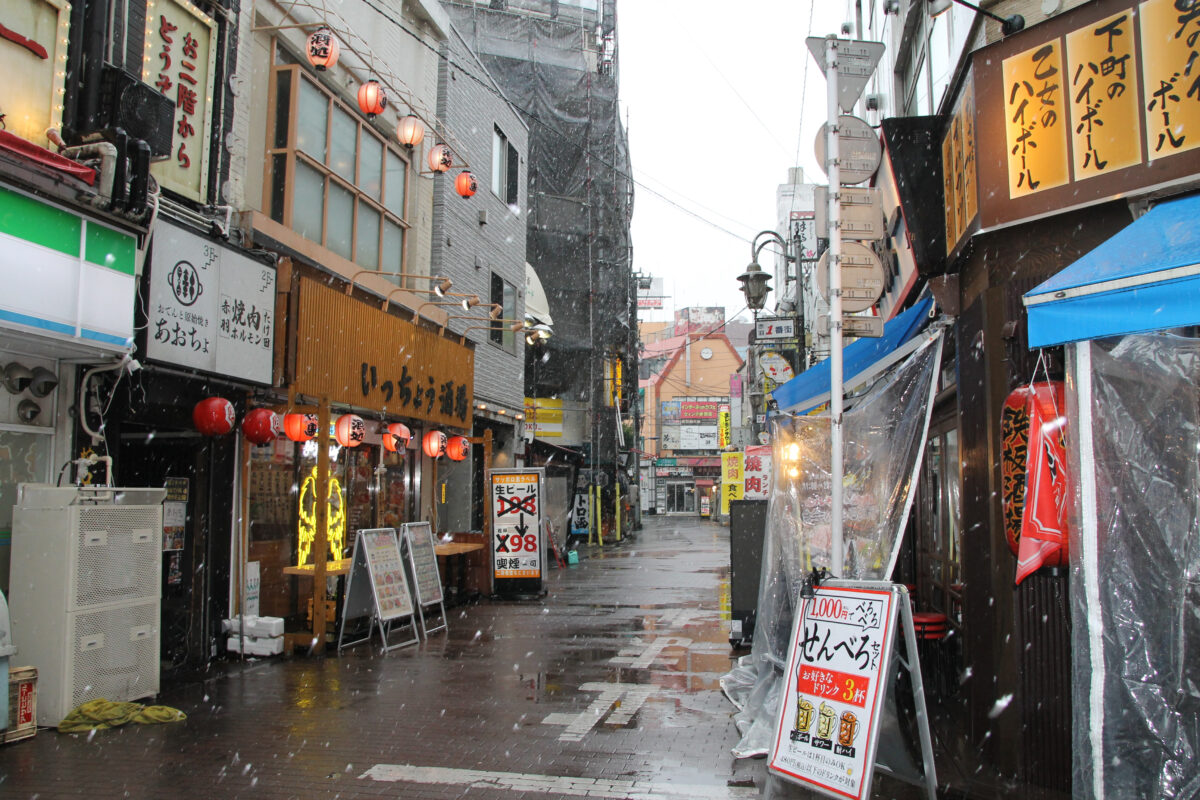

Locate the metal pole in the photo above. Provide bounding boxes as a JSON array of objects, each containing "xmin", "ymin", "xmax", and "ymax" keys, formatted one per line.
[{"xmin": 825, "ymin": 36, "xmax": 845, "ymax": 577}]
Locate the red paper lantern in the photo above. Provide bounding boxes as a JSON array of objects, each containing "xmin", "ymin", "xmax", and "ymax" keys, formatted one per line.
[
  {"xmin": 446, "ymin": 435, "xmax": 470, "ymax": 461},
  {"xmin": 383, "ymin": 422, "xmax": 412, "ymax": 453},
  {"xmin": 306, "ymin": 27, "xmax": 339, "ymax": 72},
  {"xmin": 428, "ymin": 144, "xmax": 452, "ymax": 173},
  {"xmin": 193, "ymin": 397, "xmax": 235, "ymax": 436},
  {"xmin": 454, "ymin": 171, "xmax": 477, "ymax": 198},
  {"xmin": 335, "ymin": 414, "xmax": 365, "ymax": 447},
  {"xmin": 283, "ymin": 413, "xmax": 319, "ymax": 442},
  {"xmin": 242, "ymin": 408, "xmax": 281, "ymax": 446},
  {"xmin": 422, "ymin": 430, "xmax": 447, "ymax": 458},
  {"xmin": 357, "ymin": 79, "xmax": 387, "ymax": 119},
  {"xmin": 395, "ymin": 115, "xmax": 425, "ymax": 149}
]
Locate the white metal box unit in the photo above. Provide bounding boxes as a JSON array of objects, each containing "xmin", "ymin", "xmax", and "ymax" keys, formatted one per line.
[{"xmin": 9, "ymin": 485, "xmax": 166, "ymax": 726}]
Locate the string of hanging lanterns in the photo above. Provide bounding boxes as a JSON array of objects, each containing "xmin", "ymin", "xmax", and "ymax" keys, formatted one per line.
[{"xmin": 305, "ymin": 26, "xmax": 476, "ymax": 198}]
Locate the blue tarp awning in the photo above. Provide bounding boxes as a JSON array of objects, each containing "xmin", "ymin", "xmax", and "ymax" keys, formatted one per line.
[
  {"xmin": 771, "ymin": 296, "xmax": 933, "ymax": 414},
  {"xmin": 1024, "ymin": 193, "xmax": 1200, "ymax": 348}
]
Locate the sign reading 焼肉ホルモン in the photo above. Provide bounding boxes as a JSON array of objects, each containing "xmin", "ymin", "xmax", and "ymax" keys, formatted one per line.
[{"xmin": 147, "ymin": 221, "xmax": 275, "ymax": 383}]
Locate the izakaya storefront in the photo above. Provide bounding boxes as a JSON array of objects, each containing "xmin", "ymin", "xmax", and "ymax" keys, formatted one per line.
[{"xmin": 244, "ymin": 275, "xmax": 474, "ymax": 643}]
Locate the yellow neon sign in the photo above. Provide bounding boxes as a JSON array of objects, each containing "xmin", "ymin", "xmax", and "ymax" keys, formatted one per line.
[{"xmin": 297, "ymin": 466, "xmax": 346, "ymax": 566}]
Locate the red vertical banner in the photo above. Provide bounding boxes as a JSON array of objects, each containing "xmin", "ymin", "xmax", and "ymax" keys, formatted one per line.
[{"xmin": 1016, "ymin": 382, "xmax": 1070, "ymax": 584}]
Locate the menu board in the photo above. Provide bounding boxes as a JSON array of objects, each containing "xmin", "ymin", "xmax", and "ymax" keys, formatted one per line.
[
  {"xmin": 403, "ymin": 522, "xmax": 443, "ymax": 607},
  {"xmin": 360, "ymin": 528, "xmax": 414, "ymax": 621},
  {"xmin": 769, "ymin": 583, "xmax": 899, "ymax": 799}
]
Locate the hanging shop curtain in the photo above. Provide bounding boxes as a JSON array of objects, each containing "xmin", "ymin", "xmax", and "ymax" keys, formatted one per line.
[
  {"xmin": 721, "ymin": 329, "xmax": 944, "ymax": 758},
  {"xmin": 1024, "ymin": 193, "xmax": 1200, "ymax": 348},
  {"xmin": 771, "ymin": 296, "xmax": 934, "ymax": 415}
]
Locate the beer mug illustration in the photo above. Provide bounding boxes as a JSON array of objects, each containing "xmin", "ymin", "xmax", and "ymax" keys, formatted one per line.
[
  {"xmin": 817, "ymin": 702, "xmax": 837, "ymax": 740},
  {"xmin": 794, "ymin": 697, "xmax": 815, "ymax": 734},
  {"xmin": 838, "ymin": 710, "xmax": 859, "ymax": 748}
]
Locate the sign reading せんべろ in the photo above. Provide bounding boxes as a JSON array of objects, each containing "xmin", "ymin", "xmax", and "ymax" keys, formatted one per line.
[
  {"xmin": 490, "ymin": 470, "xmax": 544, "ymax": 584},
  {"xmin": 769, "ymin": 584, "xmax": 898, "ymax": 799}
]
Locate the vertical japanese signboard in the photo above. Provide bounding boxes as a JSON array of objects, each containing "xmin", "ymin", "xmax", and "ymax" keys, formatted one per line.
[
  {"xmin": 769, "ymin": 584, "xmax": 899, "ymax": 799},
  {"xmin": 718, "ymin": 404, "xmax": 732, "ymax": 448},
  {"xmin": 721, "ymin": 451, "xmax": 743, "ymax": 515},
  {"xmin": 1141, "ymin": 0, "xmax": 1200, "ymax": 161},
  {"xmin": 1065, "ymin": 10, "xmax": 1141, "ymax": 176},
  {"xmin": 143, "ymin": 0, "xmax": 217, "ymax": 202},
  {"xmin": 148, "ymin": 221, "xmax": 275, "ymax": 383},
  {"xmin": 490, "ymin": 469, "xmax": 544, "ymax": 594},
  {"xmin": 1003, "ymin": 41, "xmax": 1070, "ymax": 198},
  {"xmin": 743, "ymin": 445, "xmax": 772, "ymax": 500}
]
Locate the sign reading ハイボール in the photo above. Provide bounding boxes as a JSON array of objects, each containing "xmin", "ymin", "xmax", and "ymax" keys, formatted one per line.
[
  {"xmin": 490, "ymin": 470, "xmax": 543, "ymax": 582},
  {"xmin": 769, "ymin": 584, "xmax": 898, "ymax": 799}
]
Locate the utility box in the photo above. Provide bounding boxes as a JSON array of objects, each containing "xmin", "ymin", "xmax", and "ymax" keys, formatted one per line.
[
  {"xmin": 10, "ymin": 485, "xmax": 165, "ymax": 726},
  {"xmin": 729, "ymin": 499, "xmax": 768, "ymax": 648}
]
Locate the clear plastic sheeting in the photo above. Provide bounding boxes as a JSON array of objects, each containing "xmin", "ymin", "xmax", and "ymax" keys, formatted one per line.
[
  {"xmin": 722, "ymin": 331, "xmax": 943, "ymax": 758},
  {"xmin": 1069, "ymin": 335, "xmax": 1200, "ymax": 800}
]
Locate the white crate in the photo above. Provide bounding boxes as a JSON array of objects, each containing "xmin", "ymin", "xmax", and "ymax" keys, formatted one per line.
[{"xmin": 226, "ymin": 635, "xmax": 284, "ymax": 657}]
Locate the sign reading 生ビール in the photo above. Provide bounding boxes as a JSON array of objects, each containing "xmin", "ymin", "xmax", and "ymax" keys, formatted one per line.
[{"xmin": 490, "ymin": 470, "xmax": 543, "ymax": 582}]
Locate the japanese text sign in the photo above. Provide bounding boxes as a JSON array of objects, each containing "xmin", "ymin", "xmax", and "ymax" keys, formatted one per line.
[
  {"xmin": 721, "ymin": 451, "xmax": 743, "ymax": 484},
  {"xmin": 143, "ymin": 0, "xmax": 217, "ymax": 202},
  {"xmin": 490, "ymin": 470, "xmax": 543, "ymax": 581},
  {"xmin": 1065, "ymin": 10, "xmax": 1141, "ymax": 176},
  {"xmin": 295, "ymin": 279, "xmax": 474, "ymax": 426},
  {"xmin": 718, "ymin": 405, "xmax": 732, "ymax": 449},
  {"xmin": 1003, "ymin": 40, "xmax": 1071, "ymax": 198},
  {"xmin": 743, "ymin": 445, "xmax": 772, "ymax": 500},
  {"xmin": 770, "ymin": 584, "xmax": 898, "ymax": 799},
  {"xmin": 148, "ymin": 221, "xmax": 275, "ymax": 382},
  {"xmin": 942, "ymin": 80, "xmax": 978, "ymax": 255},
  {"xmin": 972, "ymin": 0, "xmax": 1200, "ymax": 232},
  {"xmin": 1141, "ymin": 0, "xmax": 1200, "ymax": 161}
]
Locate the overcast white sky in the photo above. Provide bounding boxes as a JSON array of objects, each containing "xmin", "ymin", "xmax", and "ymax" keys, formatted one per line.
[{"xmin": 618, "ymin": 1, "xmax": 849, "ymax": 323}]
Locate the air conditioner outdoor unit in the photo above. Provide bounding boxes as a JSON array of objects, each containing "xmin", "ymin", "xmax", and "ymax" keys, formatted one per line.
[
  {"xmin": 9, "ymin": 484, "xmax": 166, "ymax": 726},
  {"xmin": 96, "ymin": 66, "xmax": 176, "ymax": 160}
]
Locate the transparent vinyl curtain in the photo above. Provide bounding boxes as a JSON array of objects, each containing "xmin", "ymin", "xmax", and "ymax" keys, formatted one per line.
[
  {"xmin": 721, "ymin": 332, "xmax": 943, "ymax": 757},
  {"xmin": 1070, "ymin": 335, "xmax": 1200, "ymax": 800}
]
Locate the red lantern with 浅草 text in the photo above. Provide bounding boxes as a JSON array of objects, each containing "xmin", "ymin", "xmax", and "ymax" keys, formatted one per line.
[
  {"xmin": 193, "ymin": 397, "xmax": 235, "ymax": 436},
  {"xmin": 284, "ymin": 413, "xmax": 319, "ymax": 442},
  {"xmin": 335, "ymin": 414, "xmax": 365, "ymax": 447},
  {"xmin": 422, "ymin": 430, "xmax": 447, "ymax": 458},
  {"xmin": 242, "ymin": 408, "xmax": 282, "ymax": 446},
  {"xmin": 383, "ymin": 422, "xmax": 412, "ymax": 452}
]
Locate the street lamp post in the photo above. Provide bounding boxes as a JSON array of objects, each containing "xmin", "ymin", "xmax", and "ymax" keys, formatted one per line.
[{"xmin": 738, "ymin": 231, "xmax": 795, "ymax": 445}]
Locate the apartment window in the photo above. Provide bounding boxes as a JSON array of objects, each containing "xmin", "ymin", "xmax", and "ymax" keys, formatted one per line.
[
  {"xmin": 266, "ymin": 49, "xmax": 410, "ymax": 281},
  {"xmin": 490, "ymin": 272, "xmax": 516, "ymax": 351},
  {"xmin": 491, "ymin": 126, "xmax": 519, "ymax": 206}
]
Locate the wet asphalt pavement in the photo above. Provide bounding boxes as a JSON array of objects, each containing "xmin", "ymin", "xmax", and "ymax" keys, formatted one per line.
[{"xmin": 0, "ymin": 515, "xmax": 926, "ymax": 799}]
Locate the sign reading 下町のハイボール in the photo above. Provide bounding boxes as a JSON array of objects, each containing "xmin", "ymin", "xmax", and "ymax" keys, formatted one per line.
[
  {"xmin": 147, "ymin": 221, "xmax": 275, "ymax": 383},
  {"xmin": 769, "ymin": 583, "xmax": 899, "ymax": 799}
]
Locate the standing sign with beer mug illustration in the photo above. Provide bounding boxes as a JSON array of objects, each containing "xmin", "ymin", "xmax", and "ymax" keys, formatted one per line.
[{"xmin": 769, "ymin": 583, "xmax": 899, "ymax": 799}]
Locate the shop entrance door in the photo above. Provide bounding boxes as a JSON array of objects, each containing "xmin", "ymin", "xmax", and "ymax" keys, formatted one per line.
[{"xmin": 665, "ymin": 481, "xmax": 695, "ymax": 514}]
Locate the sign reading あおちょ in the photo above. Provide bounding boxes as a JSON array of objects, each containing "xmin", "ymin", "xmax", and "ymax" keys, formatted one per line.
[{"xmin": 769, "ymin": 584, "xmax": 898, "ymax": 799}]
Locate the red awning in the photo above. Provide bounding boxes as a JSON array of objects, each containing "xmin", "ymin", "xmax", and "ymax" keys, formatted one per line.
[
  {"xmin": 0, "ymin": 130, "xmax": 96, "ymax": 186},
  {"xmin": 694, "ymin": 479, "xmax": 715, "ymax": 487}
]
